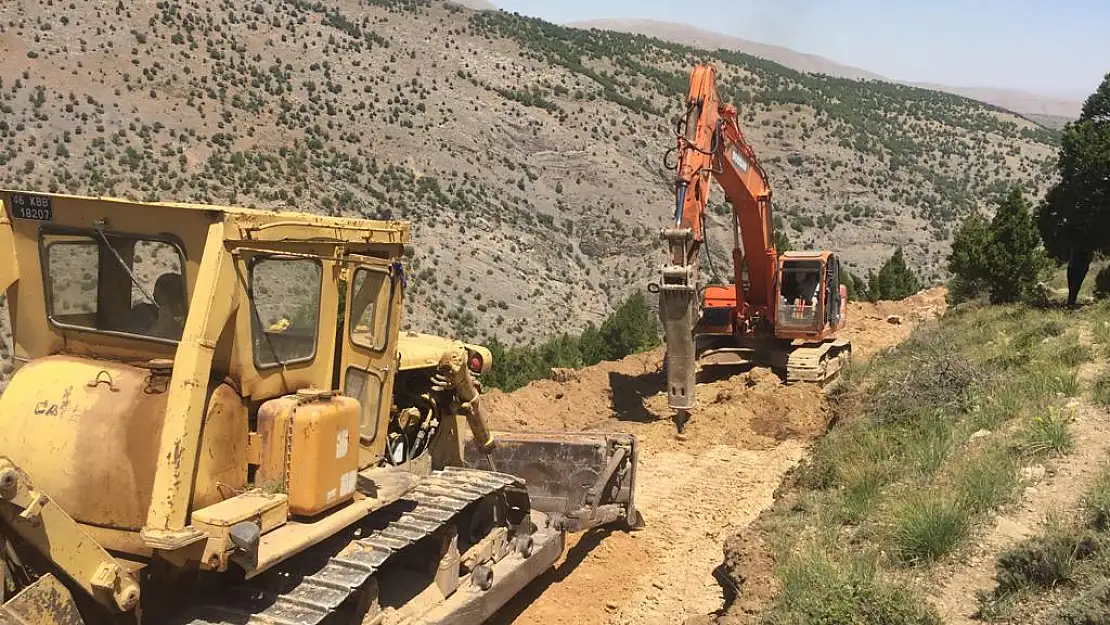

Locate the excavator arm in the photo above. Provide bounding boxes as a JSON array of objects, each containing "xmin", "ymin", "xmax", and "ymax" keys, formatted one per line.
[{"xmin": 656, "ymin": 64, "xmax": 777, "ymax": 427}]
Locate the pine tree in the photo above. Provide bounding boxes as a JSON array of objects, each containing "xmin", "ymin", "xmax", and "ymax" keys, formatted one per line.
[
  {"xmin": 947, "ymin": 210, "xmax": 992, "ymax": 303},
  {"xmin": 598, "ymin": 292, "xmax": 660, "ymax": 361},
  {"xmin": 1036, "ymin": 72, "xmax": 1110, "ymax": 305},
  {"xmin": 868, "ymin": 248, "xmax": 921, "ymax": 301},
  {"xmin": 985, "ymin": 187, "xmax": 1047, "ymax": 303},
  {"xmin": 842, "ymin": 270, "xmax": 869, "ymax": 302},
  {"xmin": 775, "ymin": 230, "xmax": 793, "ymax": 254},
  {"xmin": 948, "ymin": 187, "xmax": 1049, "ymax": 305}
]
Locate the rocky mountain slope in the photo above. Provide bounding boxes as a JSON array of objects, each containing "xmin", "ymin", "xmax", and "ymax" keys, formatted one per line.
[
  {"xmin": 568, "ymin": 18, "xmax": 1084, "ymax": 123},
  {"xmin": 0, "ymin": 0, "xmax": 1060, "ymax": 345}
]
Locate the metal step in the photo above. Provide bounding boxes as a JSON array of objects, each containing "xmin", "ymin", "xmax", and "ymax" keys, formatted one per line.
[{"xmin": 175, "ymin": 466, "xmax": 525, "ymax": 625}]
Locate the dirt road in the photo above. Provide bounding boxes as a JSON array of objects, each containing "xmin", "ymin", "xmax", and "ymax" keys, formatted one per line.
[{"xmin": 482, "ymin": 288, "xmax": 947, "ymax": 624}]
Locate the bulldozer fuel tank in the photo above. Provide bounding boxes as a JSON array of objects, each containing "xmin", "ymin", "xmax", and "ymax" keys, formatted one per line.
[{"xmin": 256, "ymin": 389, "xmax": 361, "ymax": 518}]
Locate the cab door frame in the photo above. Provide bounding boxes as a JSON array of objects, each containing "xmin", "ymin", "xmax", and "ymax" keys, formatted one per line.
[{"xmin": 337, "ymin": 254, "xmax": 404, "ymax": 468}]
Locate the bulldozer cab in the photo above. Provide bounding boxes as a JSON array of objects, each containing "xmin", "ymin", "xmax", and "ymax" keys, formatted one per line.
[{"xmin": 0, "ymin": 190, "xmax": 407, "ymax": 541}]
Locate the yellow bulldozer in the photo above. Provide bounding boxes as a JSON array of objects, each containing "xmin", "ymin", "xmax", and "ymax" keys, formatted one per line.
[{"xmin": 0, "ymin": 190, "xmax": 639, "ymax": 625}]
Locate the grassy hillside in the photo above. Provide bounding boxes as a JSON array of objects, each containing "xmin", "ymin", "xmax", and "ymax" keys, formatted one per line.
[
  {"xmin": 0, "ymin": 0, "xmax": 1060, "ymax": 344},
  {"xmin": 719, "ymin": 294, "xmax": 1110, "ymax": 624}
]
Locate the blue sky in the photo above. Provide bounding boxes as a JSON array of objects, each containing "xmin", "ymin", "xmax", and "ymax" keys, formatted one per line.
[{"xmin": 492, "ymin": 0, "xmax": 1107, "ymax": 99}]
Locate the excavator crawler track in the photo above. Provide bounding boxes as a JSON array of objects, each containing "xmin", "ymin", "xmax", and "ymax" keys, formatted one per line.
[
  {"xmin": 697, "ymin": 338, "xmax": 852, "ymax": 387},
  {"xmin": 175, "ymin": 466, "xmax": 527, "ymax": 625},
  {"xmin": 784, "ymin": 338, "xmax": 852, "ymax": 386}
]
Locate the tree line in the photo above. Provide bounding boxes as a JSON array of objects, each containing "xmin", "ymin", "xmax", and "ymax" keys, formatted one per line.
[{"xmin": 480, "ymin": 292, "xmax": 661, "ymax": 391}]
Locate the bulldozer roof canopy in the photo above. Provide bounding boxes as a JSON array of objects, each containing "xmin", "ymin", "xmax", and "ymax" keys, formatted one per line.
[{"xmin": 1, "ymin": 189, "xmax": 412, "ymax": 246}]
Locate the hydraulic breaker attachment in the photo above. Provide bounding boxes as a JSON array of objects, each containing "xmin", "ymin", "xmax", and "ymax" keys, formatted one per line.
[
  {"xmin": 654, "ymin": 226, "xmax": 700, "ymax": 430},
  {"xmin": 462, "ymin": 432, "xmax": 639, "ymax": 533},
  {"xmin": 0, "ymin": 458, "xmax": 140, "ymax": 615},
  {"xmin": 0, "ymin": 573, "xmax": 86, "ymax": 625},
  {"xmin": 659, "ymin": 286, "xmax": 698, "ymax": 413}
]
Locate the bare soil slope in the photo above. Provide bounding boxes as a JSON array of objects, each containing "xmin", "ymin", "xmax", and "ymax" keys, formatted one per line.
[{"xmin": 482, "ymin": 287, "xmax": 947, "ymax": 624}]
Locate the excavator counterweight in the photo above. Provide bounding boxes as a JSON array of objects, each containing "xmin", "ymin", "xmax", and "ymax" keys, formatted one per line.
[{"xmin": 655, "ymin": 65, "xmax": 852, "ymax": 430}]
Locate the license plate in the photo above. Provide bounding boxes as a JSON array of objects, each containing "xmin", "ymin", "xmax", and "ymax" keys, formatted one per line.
[{"xmin": 9, "ymin": 192, "xmax": 53, "ymax": 221}]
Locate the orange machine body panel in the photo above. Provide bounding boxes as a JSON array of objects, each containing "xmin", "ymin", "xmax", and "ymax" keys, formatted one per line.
[
  {"xmin": 698, "ymin": 284, "xmax": 737, "ymax": 335},
  {"xmin": 256, "ymin": 391, "xmax": 361, "ymax": 517}
]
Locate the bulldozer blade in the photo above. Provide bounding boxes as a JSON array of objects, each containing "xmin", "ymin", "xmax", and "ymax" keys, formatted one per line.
[
  {"xmin": 0, "ymin": 574, "xmax": 86, "ymax": 625},
  {"xmin": 462, "ymin": 432, "xmax": 639, "ymax": 533}
]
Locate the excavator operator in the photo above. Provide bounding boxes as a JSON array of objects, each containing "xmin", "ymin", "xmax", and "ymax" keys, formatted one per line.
[{"xmin": 797, "ymin": 271, "xmax": 820, "ymax": 306}]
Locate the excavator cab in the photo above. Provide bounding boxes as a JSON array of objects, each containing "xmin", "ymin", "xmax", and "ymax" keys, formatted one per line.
[{"xmin": 775, "ymin": 252, "xmax": 846, "ymax": 338}]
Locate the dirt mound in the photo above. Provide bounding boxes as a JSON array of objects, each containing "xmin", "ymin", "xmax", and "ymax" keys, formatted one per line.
[
  {"xmin": 485, "ymin": 286, "xmax": 947, "ymax": 444},
  {"xmin": 842, "ymin": 287, "xmax": 947, "ymax": 357},
  {"xmin": 484, "ymin": 346, "xmax": 829, "ymax": 453},
  {"xmin": 718, "ymin": 529, "xmax": 780, "ymax": 624},
  {"xmin": 483, "ymin": 349, "xmax": 664, "ymax": 433}
]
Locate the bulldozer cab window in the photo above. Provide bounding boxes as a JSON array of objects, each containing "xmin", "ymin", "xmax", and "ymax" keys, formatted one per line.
[
  {"xmin": 348, "ymin": 267, "xmax": 393, "ymax": 352},
  {"xmin": 343, "ymin": 366, "xmax": 383, "ymax": 443},
  {"xmin": 249, "ymin": 256, "xmax": 322, "ymax": 368},
  {"xmin": 42, "ymin": 232, "xmax": 188, "ymax": 342}
]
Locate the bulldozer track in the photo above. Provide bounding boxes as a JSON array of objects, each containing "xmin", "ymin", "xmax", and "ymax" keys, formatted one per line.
[{"xmin": 177, "ymin": 466, "xmax": 525, "ymax": 625}]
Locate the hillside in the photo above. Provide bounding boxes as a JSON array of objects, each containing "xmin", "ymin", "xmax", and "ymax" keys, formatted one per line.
[
  {"xmin": 569, "ymin": 18, "xmax": 1084, "ymax": 122},
  {"xmin": 0, "ymin": 0, "xmax": 1060, "ymax": 345}
]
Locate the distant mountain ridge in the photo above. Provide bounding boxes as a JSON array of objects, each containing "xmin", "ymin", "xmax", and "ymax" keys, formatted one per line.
[
  {"xmin": 448, "ymin": 0, "xmax": 497, "ymax": 10},
  {"xmin": 569, "ymin": 18, "xmax": 1083, "ymax": 123}
]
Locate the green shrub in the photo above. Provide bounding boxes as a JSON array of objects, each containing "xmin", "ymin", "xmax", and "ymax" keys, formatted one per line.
[
  {"xmin": 994, "ymin": 530, "xmax": 1098, "ymax": 593},
  {"xmin": 1045, "ymin": 337, "xmax": 1093, "ymax": 367},
  {"xmin": 482, "ymin": 291, "xmax": 660, "ymax": 391},
  {"xmin": 955, "ymin": 448, "xmax": 1019, "ymax": 514},
  {"xmin": 837, "ymin": 463, "xmax": 891, "ymax": 524},
  {"xmin": 1021, "ymin": 410, "xmax": 1076, "ymax": 458},
  {"xmin": 1095, "ymin": 265, "xmax": 1110, "ymax": 300},
  {"xmin": 868, "ymin": 247, "xmax": 922, "ymax": 301},
  {"xmin": 1094, "ymin": 319, "xmax": 1110, "ymax": 348},
  {"xmin": 1093, "ymin": 371, "xmax": 1110, "ymax": 407},
  {"xmin": 767, "ymin": 552, "xmax": 942, "ymax": 625},
  {"xmin": 891, "ymin": 495, "xmax": 969, "ymax": 565},
  {"xmin": 1083, "ymin": 470, "xmax": 1110, "ymax": 531},
  {"xmin": 1054, "ymin": 580, "xmax": 1110, "ymax": 625},
  {"xmin": 948, "ymin": 187, "xmax": 1050, "ymax": 305}
]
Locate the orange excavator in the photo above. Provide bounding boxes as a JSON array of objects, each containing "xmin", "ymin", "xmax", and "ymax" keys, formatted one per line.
[{"xmin": 651, "ymin": 64, "xmax": 852, "ymax": 431}]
